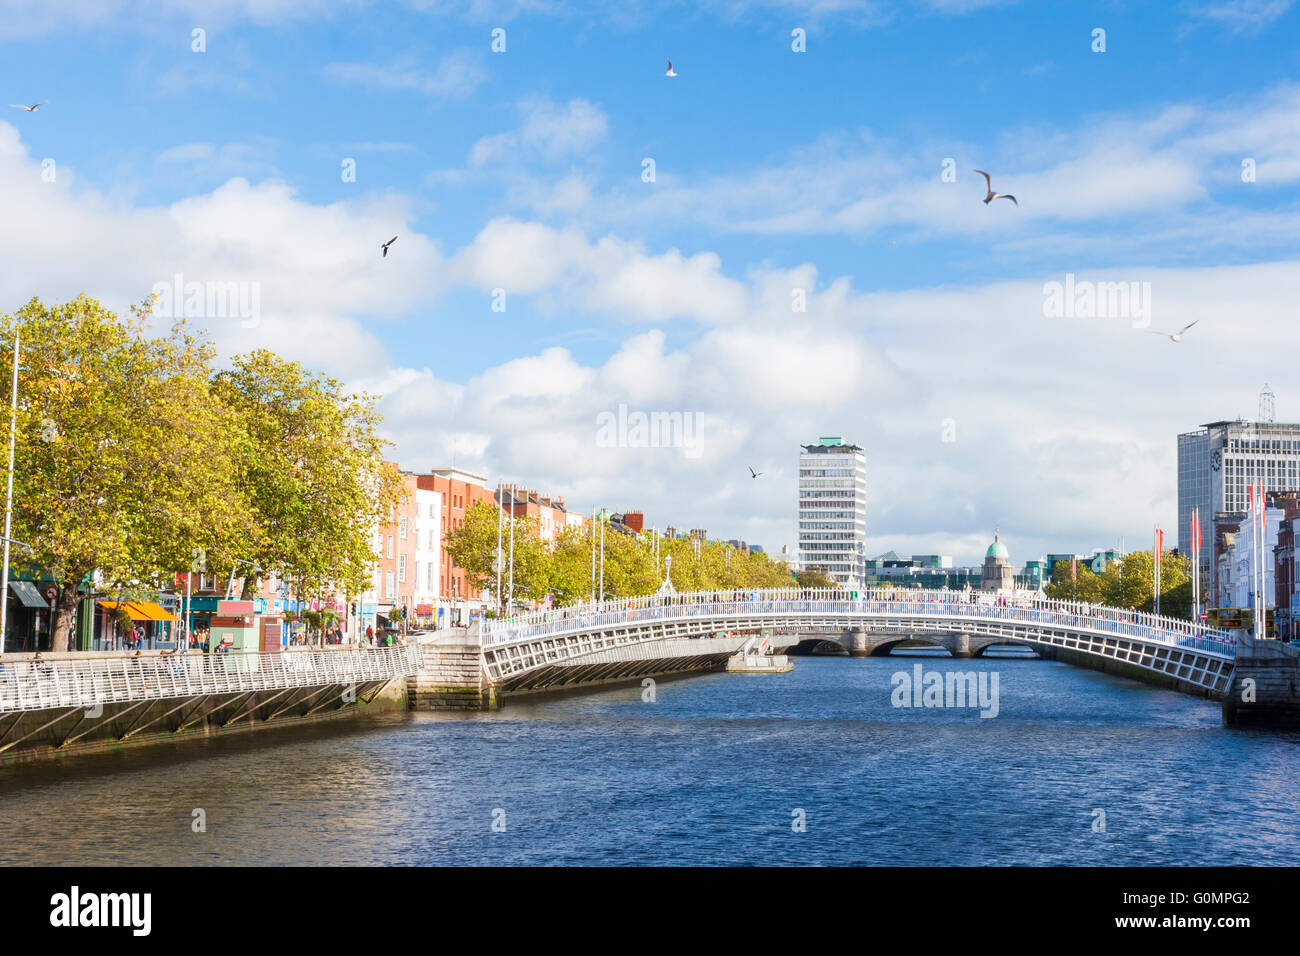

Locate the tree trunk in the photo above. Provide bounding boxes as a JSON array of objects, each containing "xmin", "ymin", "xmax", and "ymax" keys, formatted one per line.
[{"xmin": 50, "ymin": 586, "xmax": 82, "ymax": 653}]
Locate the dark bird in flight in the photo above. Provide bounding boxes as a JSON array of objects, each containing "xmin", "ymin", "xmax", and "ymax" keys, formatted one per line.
[
  {"xmin": 974, "ymin": 169, "xmax": 1017, "ymax": 206},
  {"xmin": 381, "ymin": 236, "xmax": 398, "ymax": 258},
  {"xmin": 749, "ymin": 467, "xmax": 763, "ymax": 478}
]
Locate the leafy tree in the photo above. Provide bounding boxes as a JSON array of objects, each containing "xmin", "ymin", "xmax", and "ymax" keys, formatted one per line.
[
  {"xmin": 211, "ymin": 350, "xmax": 403, "ymax": 604},
  {"xmin": 444, "ymin": 501, "xmax": 549, "ymax": 606},
  {"xmin": 1045, "ymin": 551, "xmax": 1192, "ymax": 619},
  {"xmin": 794, "ymin": 568, "xmax": 838, "ymax": 588},
  {"xmin": 1, "ymin": 296, "xmax": 252, "ymax": 651}
]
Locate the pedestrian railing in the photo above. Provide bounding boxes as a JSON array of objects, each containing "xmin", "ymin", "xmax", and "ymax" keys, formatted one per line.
[
  {"xmin": 0, "ymin": 644, "xmax": 420, "ymax": 713},
  {"xmin": 481, "ymin": 588, "xmax": 1235, "ymax": 658}
]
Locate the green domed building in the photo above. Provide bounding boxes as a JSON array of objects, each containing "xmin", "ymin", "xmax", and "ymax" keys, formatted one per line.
[{"xmin": 981, "ymin": 529, "xmax": 1014, "ymax": 592}]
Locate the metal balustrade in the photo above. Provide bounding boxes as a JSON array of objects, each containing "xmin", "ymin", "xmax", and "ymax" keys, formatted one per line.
[
  {"xmin": 481, "ymin": 588, "xmax": 1236, "ymax": 659},
  {"xmin": 0, "ymin": 645, "xmax": 420, "ymax": 714}
]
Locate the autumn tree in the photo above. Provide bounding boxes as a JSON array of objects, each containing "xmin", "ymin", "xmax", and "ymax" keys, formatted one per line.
[
  {"xmin": 444, "ymin": 501, "xmax": 549, "ymax": 607},
  {"xmin": 2, "ymin": 296, "xmax": 252, "ymax": 651},
  {"xmin": 1045, "ymin": 551, "xmax": 1193, "ymax": 619},
  {"xmin": 211, "ymin": 350, "xmax": 403, "ymax": 605}
]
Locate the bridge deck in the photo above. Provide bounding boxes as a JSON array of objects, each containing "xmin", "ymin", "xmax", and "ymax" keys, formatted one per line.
[{"xmin": 478, "ymin": 589, "xmax": 1236, "ymax": 696}]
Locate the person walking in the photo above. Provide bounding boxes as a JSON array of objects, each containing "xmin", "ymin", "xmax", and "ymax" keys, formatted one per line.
[{"xmin": 365, "ymin": 624, "xmax": 374, "ymax": 646}]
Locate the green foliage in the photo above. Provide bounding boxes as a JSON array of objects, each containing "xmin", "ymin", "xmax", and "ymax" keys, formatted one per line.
[
  {"xmin": 2, "ymin": 295, "xmax": 254, "ymax": 650},
  {"xmin": 1, "ymin": 295, "xmax": 402, "ymax": 651},
  {"xmin": 794, "ymin": 569, "xmax": 839, "ymax": 588},
  {"xmin": 445, "ymin": 501, "xmax": 550, "ymax": 603},
  {"xmin": 211, "ymin": 349, "xmax": 403, "ymax": 602},
  {"xmin": 1045, "ymin": 550, "xmax": 1193, "ymax": 619},
  {"xmin": 446, "ymin": 506, "xmax": 797, "ymax": 607}
]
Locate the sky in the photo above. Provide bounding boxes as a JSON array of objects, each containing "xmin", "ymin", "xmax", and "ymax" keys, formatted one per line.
[{"xmin": 1, "ymin": 0, "xmax": 1299, "ymax": 565}]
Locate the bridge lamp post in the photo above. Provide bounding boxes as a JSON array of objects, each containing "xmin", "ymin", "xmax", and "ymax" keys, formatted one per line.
[{"xmin": 0, "ymin": 323, "xmax": 19, "ymax": 655}]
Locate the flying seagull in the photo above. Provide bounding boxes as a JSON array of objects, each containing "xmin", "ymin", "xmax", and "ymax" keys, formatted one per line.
[
  {"xmin": 381, "ymin": 236, "xmax": 397, "ymax": 258},
  {"xmin": 1148, "ymin": 320, "xmax": 1198, "ymax": 343},
  {"xmin": 9, "ymin": 102, "xmax": 47, "ymax": 112},
  {"xmin": 749, "ymin": 467, "xmax": 763, "ymax": 478},
  {"xmin": 665, "ymin": 59, "xmax": 677, "ymax": 77},
  {"xmin": 974, "ymin": 169, "xmax": 1017, "ymax": 207}
]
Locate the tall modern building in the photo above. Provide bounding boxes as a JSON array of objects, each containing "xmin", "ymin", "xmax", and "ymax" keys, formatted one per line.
[
  {"xmin": 1178, "ymin": 419, "xmax": 1300, "ymax": 598},
  {"xmin": 798, "ymin": 436, "xmax": 868, "ymax": 587}
]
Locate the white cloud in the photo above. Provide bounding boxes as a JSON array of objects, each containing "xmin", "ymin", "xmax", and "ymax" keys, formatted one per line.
[
  {"xmin": 470, "ymin": 97, "xmax": 608, "ymax": 167},
  {"xmin": 568, "ymin": 84, "xmax": 1300, "ymax": 253},
  {"xmin": 5, "ymin": 108, "xmax": 1300, "ymax": 563},
  {"xmin": 0, "ymin": 121, "xmax": 441, "ymax": 375},
  {"xmin": 1186, "ymin": 0, "xmax": 1294, "ymax": 32},
  {"xmin": 323, "ymin": 49, "xmax": 486, "ymax": 99}
]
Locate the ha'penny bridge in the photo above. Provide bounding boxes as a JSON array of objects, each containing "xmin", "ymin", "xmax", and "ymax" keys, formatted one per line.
[
  {"xmin": 433, "ymin": 587, "xmax": 1292, "ymax": 727},
  {"xmin": 2, "ymin": 588, "xmax": 1295, "ymax": 761},
  {"xmin": 463, "ymin": 588, "xmax": 1238, "ymax": 697}
]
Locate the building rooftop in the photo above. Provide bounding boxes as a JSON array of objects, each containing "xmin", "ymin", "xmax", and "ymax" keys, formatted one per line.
[
  {"xmin": 986, "ymin": 529, "xmax": 1009, "ymax": 560},
  {"xmin": 426, "ymin": 466, "xmax": 488, "ymax": 484},
  {"xmin": 802, "ymin": 436, "xmax": 864, "ymax": 453}
]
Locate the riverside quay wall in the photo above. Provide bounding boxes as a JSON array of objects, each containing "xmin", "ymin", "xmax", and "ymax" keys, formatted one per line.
[{"xmin": 0, "ymin": 644, "xmax": 415, "ymax": 765}]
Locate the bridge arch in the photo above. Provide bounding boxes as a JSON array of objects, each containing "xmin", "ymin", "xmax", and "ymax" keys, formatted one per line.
[{"xmin": 478, "ymin": 588, "xmax": 1236, "ymax": 698}]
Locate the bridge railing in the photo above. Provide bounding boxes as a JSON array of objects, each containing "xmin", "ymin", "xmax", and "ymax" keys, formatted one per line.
[
  {"xmin": 0, "ymin": 644, "xmax": 420, "ymax": 714},
  {"xmin": 481, "ymin": 588, "xmax": 1235, "ymax": 655}
]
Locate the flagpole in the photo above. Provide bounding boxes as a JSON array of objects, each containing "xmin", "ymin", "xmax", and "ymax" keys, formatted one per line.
[
  {"xmin": 507, "ymin": 484, "xmax": 515, "ymax": 612},
  {"xmin": 0, "ymin": 324, "xmax": 19, "ymax": 655},
  {"xmin": 495, "ymin": 483, "xmax": 503, "ymax": 615}
]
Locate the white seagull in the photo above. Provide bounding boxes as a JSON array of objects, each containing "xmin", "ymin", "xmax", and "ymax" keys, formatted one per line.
[
  {"xmin": 665, "ymin": 59, "xmax": 677, "ymax": 77},
  {"xmin": 381, "ymin": 236, "xmax": 398, "ymax": 258},
  {"xmin": 9, "ymin": 101, "xmax": 47, "ymax": 112},
  {"xmin": 974, "ymin": 169, "xmax": 1017, "ymax": 207},
  {"xmin": 1148, "ymin": 320, "xmax": 1198, "ymax": 343}
]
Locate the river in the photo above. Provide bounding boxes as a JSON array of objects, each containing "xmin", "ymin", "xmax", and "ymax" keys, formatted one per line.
[{"xmin": 1, "ymin": 653, "xmax": 1297, "ymax": 865}]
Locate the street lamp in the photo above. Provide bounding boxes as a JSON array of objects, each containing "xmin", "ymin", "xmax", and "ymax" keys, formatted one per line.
[{"xmin": 0, "ymin": 324, "xmax": 19, "ymax": 654}]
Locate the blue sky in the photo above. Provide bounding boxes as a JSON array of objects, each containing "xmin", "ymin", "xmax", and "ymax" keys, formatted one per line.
[{"xmin": 2, "ymin": 0, "xmax": 1299, "ymax": 564}]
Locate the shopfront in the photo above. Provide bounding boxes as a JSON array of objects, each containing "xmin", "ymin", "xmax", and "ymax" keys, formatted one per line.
[{"xmin": 94, "ymin": 600, "xmax": 181, "ymax": 650}]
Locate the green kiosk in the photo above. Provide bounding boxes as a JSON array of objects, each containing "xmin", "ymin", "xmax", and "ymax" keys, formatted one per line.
[{"xmin": 209, "ymin": 599, "xmax": 260, "ymax": 673}]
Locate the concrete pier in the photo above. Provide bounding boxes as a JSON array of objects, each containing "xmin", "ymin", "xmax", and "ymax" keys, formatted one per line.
[
  {"xmin": 1223, "ymin": 633, "xmax": 1300, "ymax": 728},
  {"xmin": 407, "ymin": 630, "xmax": 497, "ymax": 710}
]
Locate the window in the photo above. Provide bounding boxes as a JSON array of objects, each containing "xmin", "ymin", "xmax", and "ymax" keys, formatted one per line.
[
  {"xmin": 399, "ymin": 554, "xmax": 407, "ymax": 583},
  {"xmin": 385, "ymin": 571, "xmax": 395, "ymax": 599},
  {"xmin": 399, "ymin": 517, "xmax": 408, "ymax": 539},
  {"xmin": 386, "ymin": 535, "xmax": 394, "ymax": 558}
]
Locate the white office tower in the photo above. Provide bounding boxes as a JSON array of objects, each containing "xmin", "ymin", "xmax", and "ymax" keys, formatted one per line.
[
  {"xmin": 798, "ymin": 437, "xmax": 868, "ymax": 588},
  {"xmin": 1178, "ymin": 417, "xmax": 1300, "ymax": 597}
]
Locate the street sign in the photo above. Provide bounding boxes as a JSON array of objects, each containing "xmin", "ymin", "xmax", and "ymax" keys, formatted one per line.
[{"xmin": 44, "ymin": 586, "xmax": 56, "ymax": 601}]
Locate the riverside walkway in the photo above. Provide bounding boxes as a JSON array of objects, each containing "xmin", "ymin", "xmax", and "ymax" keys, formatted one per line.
[{"xmin": 0, "ymin": 644, "xmax": 419, "ymax": 757}]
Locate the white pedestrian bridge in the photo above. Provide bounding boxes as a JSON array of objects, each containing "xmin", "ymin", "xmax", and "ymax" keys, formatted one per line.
[
  {"xmin": 0, "ymin": 645, "xmax": 419, "ymax": 756},
  {"xmin": 479, "ymin": 588, "xmax": 1236, "ymax": 696}
]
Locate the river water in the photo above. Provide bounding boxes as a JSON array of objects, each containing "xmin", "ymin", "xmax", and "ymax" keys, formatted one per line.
[{"xmin": 1, "ymin": 653, "xmax": 1297, "ymax": 866}]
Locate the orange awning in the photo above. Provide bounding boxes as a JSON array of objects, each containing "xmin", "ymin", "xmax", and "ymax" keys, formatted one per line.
[
  {"xmin": 129, "ymin": 601, "xmax": 179, "ymax": 621},
  {"xmin": 97, "ymin": 600, "xmax": 180, "ymax": 622}
]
